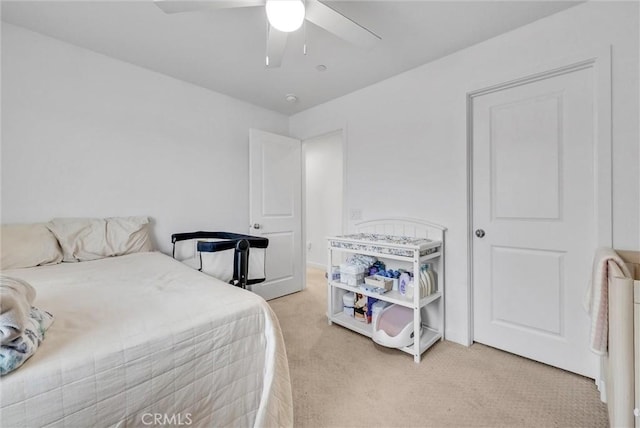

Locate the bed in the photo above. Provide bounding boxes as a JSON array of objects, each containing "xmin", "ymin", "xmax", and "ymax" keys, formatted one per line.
[{"xmin": 0, "ymin": 220, "xmax": 293, "ymax": 427}]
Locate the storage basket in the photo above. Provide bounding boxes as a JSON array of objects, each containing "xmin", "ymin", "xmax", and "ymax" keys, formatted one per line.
[{"xmin": 340, "ymin": 263, "xmax": 365, "ymax": 286}]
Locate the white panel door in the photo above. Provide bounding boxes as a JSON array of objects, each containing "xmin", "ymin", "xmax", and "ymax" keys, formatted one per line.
[
  {"xmin": 472, "ymin": 66, "xmax": 599, "ymax": 377},
  {"xmin": 249, "ymin": 129, "xmax": 303, "ymax": 300}
]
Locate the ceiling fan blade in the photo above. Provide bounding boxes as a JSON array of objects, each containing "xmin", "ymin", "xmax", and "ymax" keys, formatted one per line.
[
  {"xmin": 304, "ymin": 0, "xmax": 381, "ymax": 48},
  {"xmin": 266, "ymin": 26, "xmax": 288, "ymax": 68},
  {"xmin": 154, "ymin": 0, "xmax": 264, "ymax": 14}
]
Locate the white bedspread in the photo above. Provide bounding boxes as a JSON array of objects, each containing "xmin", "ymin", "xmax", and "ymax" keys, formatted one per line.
[{"xmin": 0, "ymin": 252, "xmax": 292, "ymax": 427}]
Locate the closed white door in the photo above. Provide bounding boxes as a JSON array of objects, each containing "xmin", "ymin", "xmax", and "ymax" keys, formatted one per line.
[
  {"xmin": 472, "ymin": 66, "xmax": 599, "ymax": 377},
  {"xmin": 249, "ymin": 129, "xmax": 303, "ymax": 300}
]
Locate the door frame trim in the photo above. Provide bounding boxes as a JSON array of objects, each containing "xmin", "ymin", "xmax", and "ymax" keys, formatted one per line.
[
  {"xmin": 301, "ymin": 129, "xmax": 346, "ymax": 274},
  {"xmin": 465, "ymin": 46, "xmax": 613, "ymax": 346}
]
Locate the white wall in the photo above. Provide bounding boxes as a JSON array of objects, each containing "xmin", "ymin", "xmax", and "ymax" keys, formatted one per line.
[
  {"xmin": 290, "ymin": 1, "xmax": 639, "ymax": 345},
  {"xmin": 1, "ymin": 23, "xmax": 289, "ymax": 253},
  {"xmin": 304, "ymin": 131, "xmax": 343, "ymax": 268},
  {"xmin": 2, "ymin": 3, "xmax": 638, "ymax": 345}
]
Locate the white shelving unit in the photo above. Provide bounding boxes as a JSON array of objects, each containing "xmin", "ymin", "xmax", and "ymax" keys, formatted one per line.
[{"xmin": 326, "ymin": 218, "xmax": 446, "ymax": 363}]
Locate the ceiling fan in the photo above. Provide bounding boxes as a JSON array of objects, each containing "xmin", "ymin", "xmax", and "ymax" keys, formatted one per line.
[{"xmin": 154, "ymin": 0, "xmax": 381, "ymax": 68}]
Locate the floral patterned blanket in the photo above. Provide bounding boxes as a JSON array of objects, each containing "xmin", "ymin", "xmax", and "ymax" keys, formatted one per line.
[{"xmin": 0, "ymin": 307, "xmax": 54, "ymax": 376}]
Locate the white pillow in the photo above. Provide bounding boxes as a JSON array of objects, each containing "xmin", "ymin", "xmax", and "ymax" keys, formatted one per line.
[
  {"xmin": 1, "ymin": 223, "xmax": 63, "ymax": 270},
  {"xmin": 47, "ymin": 217, "xmax": 153, "ymax": 262}
]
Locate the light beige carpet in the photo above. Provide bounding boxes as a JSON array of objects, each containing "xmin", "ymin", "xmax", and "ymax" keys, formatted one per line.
[{"xmin": 268, "ymin": 267, "xmax": 608, "ymax": 428}]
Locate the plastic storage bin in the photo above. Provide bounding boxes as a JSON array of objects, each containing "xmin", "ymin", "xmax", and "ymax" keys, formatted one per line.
[
  {"xmin": 364, "ymin": 275, "xmax": 394, "ymax": 292},
  {"xmin": 343, "ymin": 292, "xmax": 355, "ymax": 317},
  {"xmin": 372, "ymin": 304, "xmax": 422, "ymax": 348},
  {"xmin": 371, "ymin": 300, "xmax": 391, "ymax": 326}
]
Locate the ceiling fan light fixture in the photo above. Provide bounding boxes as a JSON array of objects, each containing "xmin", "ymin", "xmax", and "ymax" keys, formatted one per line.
[{"xmin": 265, "ymin": 0, "xmax": 305, "ymax": 33}]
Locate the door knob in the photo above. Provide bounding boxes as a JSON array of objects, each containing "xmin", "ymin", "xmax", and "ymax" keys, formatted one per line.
[
  {"xmin": 252, "ymin": 223, "xmax": 261, "ymax": 230},
  {"xmin": 475, "ymin": 229, "xmax": 485, "ymax": 238}
]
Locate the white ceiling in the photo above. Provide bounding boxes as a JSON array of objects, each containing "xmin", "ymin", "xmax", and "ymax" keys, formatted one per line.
[{"xmin": 1, "ymin": 0, "xmax": 581, "ymax": 114}]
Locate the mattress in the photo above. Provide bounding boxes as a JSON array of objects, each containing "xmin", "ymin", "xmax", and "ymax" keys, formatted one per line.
[{"xmin": 0, "ymin": 252, "xmax": 292, "ymax": 427}]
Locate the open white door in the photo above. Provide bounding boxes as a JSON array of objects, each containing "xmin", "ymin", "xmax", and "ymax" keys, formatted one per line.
[{"xmin": 249, "ymin": 129, "xmax": 303, "ymax": 300}]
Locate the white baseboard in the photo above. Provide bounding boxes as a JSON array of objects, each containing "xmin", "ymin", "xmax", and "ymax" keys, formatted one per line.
[{"xmin": 306, "ymin": 261, "xmax": 325, "ymax": 270}]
